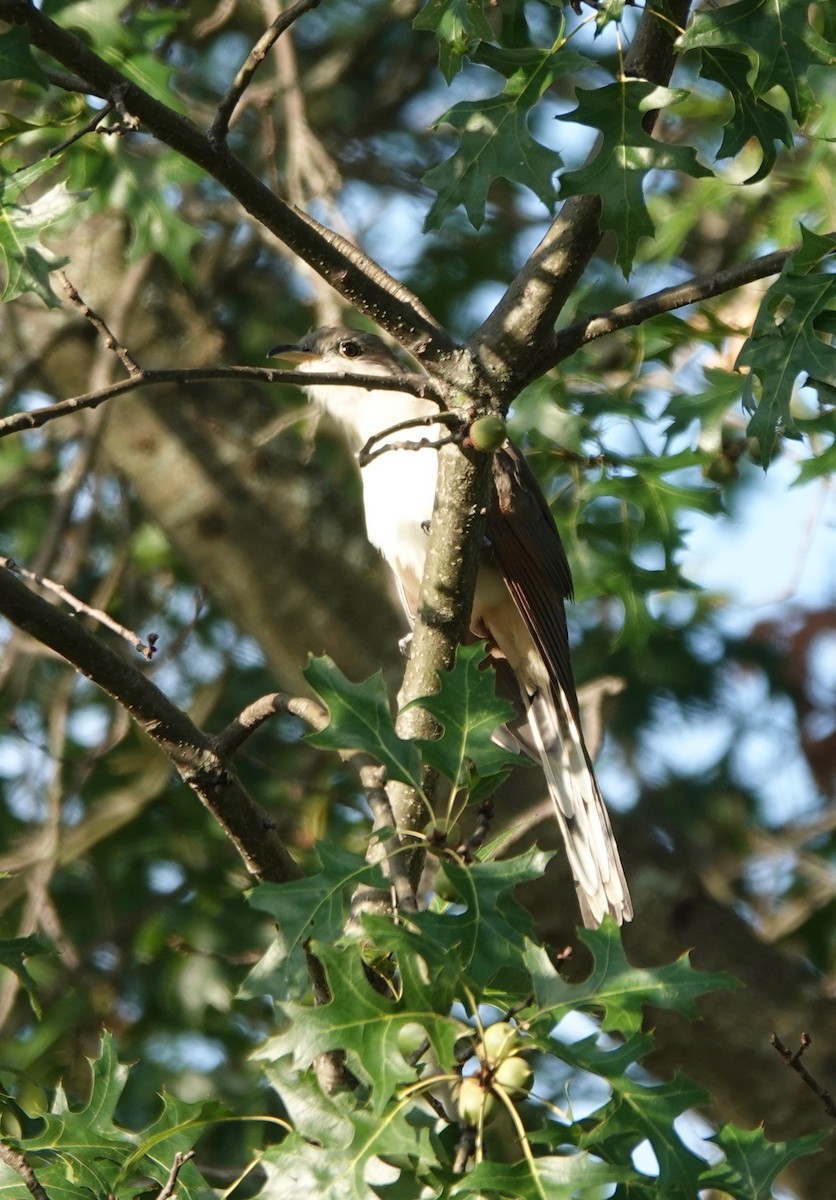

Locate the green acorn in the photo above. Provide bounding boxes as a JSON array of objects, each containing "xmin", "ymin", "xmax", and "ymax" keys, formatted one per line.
[{"xmin": 468, "ymin": 413, "xmax": 507, "ymax": 452}]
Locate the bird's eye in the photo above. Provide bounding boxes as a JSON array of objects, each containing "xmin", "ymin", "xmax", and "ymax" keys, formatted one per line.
[{"xmin": 339, "ymin": 339, "xmax": 362, "ymax": 359}]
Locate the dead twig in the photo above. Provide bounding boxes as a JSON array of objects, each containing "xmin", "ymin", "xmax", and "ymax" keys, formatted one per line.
[
  {"xmin": 46, "ymin": 100, "xmax": 114, "ymax": 159},
  {"xmin": 209, "ymin": 0, "xmax": 323, "ymax": 144},
  {"xmin": 771, "ymin": 1032, "xmax": 836, "ymax": 1120},
  {"xmin": 58, "ymin": 272, "xmax": 143, "ymax": 376},
  {"xmin": 0, "ymin": 557, "xmax": 158, "ymax": 660},
  {"xmin": 358, "ymin": 412, "xmax": 463, "ymax": 468},
  {"xmin": 152, "ymin": 1150, "xmax": 196, "ymax": 1200}
]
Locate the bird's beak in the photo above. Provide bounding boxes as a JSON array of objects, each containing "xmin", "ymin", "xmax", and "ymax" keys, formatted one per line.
[{"xmin": 267, "ymin": 343, "xmax": 319, "ymax": 363}]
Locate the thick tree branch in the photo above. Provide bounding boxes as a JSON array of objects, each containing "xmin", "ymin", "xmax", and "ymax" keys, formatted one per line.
[
  {"xmin": 0, "ymin": 556, "xmax": 157, "ymax": 658},
  {"xmin": 0, "ymin": 565, "xmax": 301, "ymax": 885},
  {"xmin": 0, "ymin": 0, "xmax": 452, "ymax": 362},
  {"xmin": 472, "ymin": 0, "xmax": 694, "ymax": 393}
]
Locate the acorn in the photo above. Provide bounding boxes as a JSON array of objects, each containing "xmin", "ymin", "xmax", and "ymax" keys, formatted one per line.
[
  {"xmin": 494, "ymin": 1055, "xmax": 533, "ymax": 1099},
  {"xmin": 397, "ymin": 1022, "xmax": 428, "ymax": 1063},
  {"xmin": 457, "ymin": 1076, "xmax": 497, "ymax": 1126},
  {"xmin": 468, "ymin": 413, "xmax": 507, "ymax": 452},
  {"xmin": 479, "ymin": 1020, "xmax": 521, "ymax": 1065}
]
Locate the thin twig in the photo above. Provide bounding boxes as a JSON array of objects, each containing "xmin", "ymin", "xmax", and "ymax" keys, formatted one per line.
[
  {"xmin": 58, "ymin": 272, "xmax": 144, "ymax": 376},
  {"xmin": 214, "ymin": 691, "xmax": 418, "ymax": 911},
  {"xmin": 358, "ymin": 412, "xmax": 464, "ymax": 467},
  {"xmin": 44, "ymin": 100, "xmax": 114, "ymax": 159},
  {"xmin": 0, "ymin": 1142, "xmax": 51, "ymax": 1200},
  {"xmin": 152, "ymin": 1150, "xmax": 196, "ymax": 1200},
  {"xmin": 771, "ymin": 1032, "xmax": 836, "ymax": 1120},
  {"xmin": 0, "ymin": 557, "xmax": 158, "ymax": 659},
  {"xmin": 209, "ymin": 0, "xmax": 323, "ymax": 144},
  {"xmin": 549, "ymin": 241, "xmax": 819, "ymax": 364},
  {"xmin": 195, "ymin": 0, "xmax": 237, "ymax": 39},
  {"xmin": 361, "ymin": 434, "xmax": 461, "ymax": 467},
  {"xmin": 0, "ymin": 366, "xmax": 444, "ymax": 440}
]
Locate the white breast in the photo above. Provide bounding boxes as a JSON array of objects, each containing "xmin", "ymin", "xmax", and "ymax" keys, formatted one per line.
[{"xmin": 306, "ymin": 380, "xmax": 442, "ymax": 606}]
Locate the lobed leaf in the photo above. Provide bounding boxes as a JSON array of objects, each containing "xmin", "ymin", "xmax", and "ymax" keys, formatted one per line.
[
  {"xmin": 244, "ymin": 844, "xmax": 388, "ymax": 1000},
  {"xmin": 407, "ymin": 641, "xmax": 520, "ymax": 785},
  {"xmin": 526, "ymin": 918, "xmax": 736, "ymax": 1035},
  {"xmin": 737, "ymin": 227, "xmax": 836, "ymax": 462},
  {"xmin": 423, "ymin": 38, "xmax": 586, "ymax": 229},
  {"xmin": 304, "ymin": 655, "xmax": 424, "ymax": 792},
  {"xmin": 557, "ymin": 82, "xmax": 710, "ymax": 274}
]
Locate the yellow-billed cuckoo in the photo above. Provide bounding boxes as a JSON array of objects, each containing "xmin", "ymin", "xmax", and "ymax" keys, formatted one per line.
[{"xmin": 270, "ymin": 327, "xmax": 632, "ymax": 926}]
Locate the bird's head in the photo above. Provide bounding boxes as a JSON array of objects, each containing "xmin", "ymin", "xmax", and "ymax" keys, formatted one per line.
[{"xmin": 268, "ymin": 327, "xmax": 406, "ymax": 378}]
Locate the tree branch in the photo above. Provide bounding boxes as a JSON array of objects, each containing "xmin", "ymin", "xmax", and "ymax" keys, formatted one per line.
[
  {"xmin": 0, "ymin": 365, "xmax": 442, "ymax": 440},
  {"xmin": 209, "ymin": 0, "xmax": 323, "ymax": 143},
  {"xmin": 471, "ymin": 0, "xmax": 694, "ymax": 393},
  {"xmin": 214, "ymin": 692, "xmax": 418, "ymax": 911},
  {"xmin": 0, "ymin": 565, "xmax": 301, "ymax": 885},
  {"xmin": 0, "ymin": 556, "xmax": 157, "ymax": 659},
  {"xmin": 0, "ymin": 0, "xmax": 452, "ymax": 362},
  {"xmin": 152, "ymin": 1150, "xmax": 196, "ymax": 1200},
  {"xmin": 58, "ymin": 271, "xmax": 143, "ymax": 375},
  {"xmin": 0, "ymin": 1141, "xmax": 51, "ymax": 1200},
  {"xmin": 549, "ymin": 240, "xmax": 806, "ymax": 364},
  {"xmin": 771, "ymin": 1032, "xmax": 836, "ymax": 1121}
]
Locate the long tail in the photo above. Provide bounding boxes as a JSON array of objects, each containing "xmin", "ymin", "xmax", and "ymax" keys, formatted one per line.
[{"xmin": 525, "ymin": 687, "xmax": 632, "ymax": 927}]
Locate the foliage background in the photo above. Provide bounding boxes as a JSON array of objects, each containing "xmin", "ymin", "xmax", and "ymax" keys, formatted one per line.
[{"xmin": 0, "ymin": 0, "xmax": 834, "ymax": 1196}]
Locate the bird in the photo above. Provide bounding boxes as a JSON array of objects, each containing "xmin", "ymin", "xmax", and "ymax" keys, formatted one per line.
[{"xmin": 269, "ymin": 326, "xmax": 632, "ymax": 926}]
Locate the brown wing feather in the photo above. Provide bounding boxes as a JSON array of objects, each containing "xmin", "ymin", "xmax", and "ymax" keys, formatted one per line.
[{"xmin": 487, "ymin": 442, "xmax": 584, "ymax": 728}]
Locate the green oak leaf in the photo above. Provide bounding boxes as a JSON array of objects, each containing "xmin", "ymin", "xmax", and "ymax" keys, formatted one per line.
[
  {"xmin": 0, "ymin": 933, "xmax": 49, "ymax": 1018},
  {"xmin": 0, "ymin": 160, "xmax": 78, "ymax": 307},
  {"xmin": 243, "ymin": 844, "xmax": 388, "ymax": 1000},
  {"xmin": 41, "ymin": 0, "xmax": 186, "ymax": 109},
  {"xmin": 737, "ymin": 227, "xmax": 836, "ymax": 463},
  {"xmin": 261, "ymin": 1058, "xmax": 356, "ymax": 1149},
  {"xmin": 449, "ymin": 1152, "xmax": 635, "ymax": 1197},
  {"xmin": 525, "ymin": 918, "xmax": 736, "ymax": 1035},
  {"xmin": 704, "ymin": 1124, "xmax": 826, "ymax": 1199},
  {"xmin": 557, "ymin": 81, "xmax": 710, "ymax": 274},
  {"xmin": 303, "ymin": 654, "xmax": 424, "ymax": 792},
  {"xmin": 794, "ymin": 412, "xmax": 836, "ymax": 485},
  {"xmin": 416, "ymin": 848, "xmax": 549, "ymax": 992},
  {"xmin": 259, "ymin": 1103, "xmax": 434, "ymax": 1200},
  {"xmin": 0, "ymin": 1033, "xmax": 214, "ymax": 1199},
  {"xmin": 679, "ymin": 0, "xmax": 836, "ymax": 123},
  {"xmin": 414, "ymin": 0, "xmax": 494, "ymax": 81},
  {"xmin": 256, "ymin": 941, "xmax": 464, "ymax": 1113},
  {"xmin": 663, "ymin": 367, "xmax": 747, "ymax": 437},
  {"xmin": 423, "ymin": 40, "xmax": 585, "ymax": 229},
  {"xmin": 406, "ymin": 642, "xmax": 520, "ymax": 785},
  {"xmin": 580, "ymin": 1071, "xmax": 711, "ymax": 1196},
  {"xmin": 0, "ymin": 27, "xmax": 48, "ymax": 86},
  {"xmin": 698, "ymin": 48, "xmax": 793, "ymax": 182}
]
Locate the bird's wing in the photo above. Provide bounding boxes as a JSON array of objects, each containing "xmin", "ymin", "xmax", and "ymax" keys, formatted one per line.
[{"xmin": 486, "ymin": 442, "xmax": 583, "ymax": 726}]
